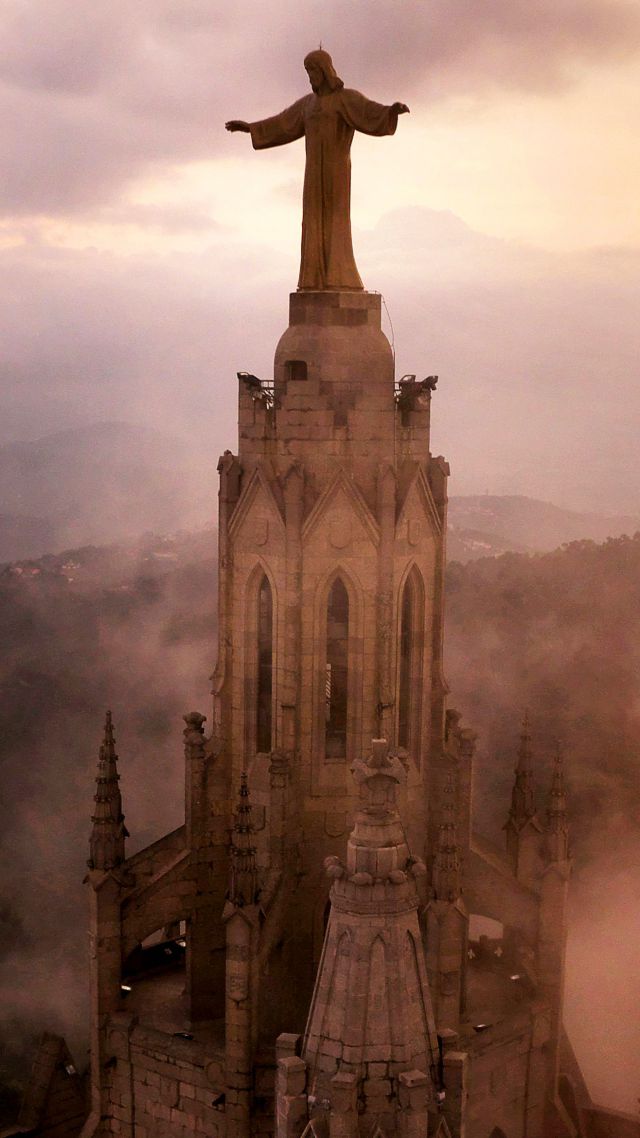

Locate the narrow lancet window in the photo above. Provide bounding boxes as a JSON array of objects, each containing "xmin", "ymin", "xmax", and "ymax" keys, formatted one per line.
[
  {"xmin": 256, "ymin": 575, "xmax": 273, "ymax": 752},
  {"xmin": 398, "ymin": 577, "xmax": 414, "ymax": 750},
  {"xmin": 325, "ymin": 578, "xmax": 349, "ymax": 759}
]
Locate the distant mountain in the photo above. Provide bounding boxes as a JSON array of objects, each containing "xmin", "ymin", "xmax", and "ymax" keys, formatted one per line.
[
  {"xmin": 0, "ymin": 422, "xmax": 213, "ymax": 562},
  {"xmin": 447, "ymin": 494, "xmax": 640, "ymax": 561}
]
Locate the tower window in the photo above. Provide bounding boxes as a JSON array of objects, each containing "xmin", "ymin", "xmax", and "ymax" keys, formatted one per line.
[
  {"xmin": 398, "ymin": 578, "xmax": 414, "ymax": 749},
  {"xmin": 397, "ymin": 570, "xmax": 424, "ymax": 761},
  {"xmin": 286, "ymin": 359, "xmax": 308, "ymax": 381},
  {"xmin": 325, "ymin": 578, "xmax": 349, "ymax": 759},
  {"xmin": 256, "ymin": 574, "xmax": 273, "ymax": 752}
]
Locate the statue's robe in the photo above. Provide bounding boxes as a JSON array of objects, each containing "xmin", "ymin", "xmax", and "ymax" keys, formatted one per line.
[{"xmin": 250, "ymin": 90, "xmax": 400, "ymax": 291}]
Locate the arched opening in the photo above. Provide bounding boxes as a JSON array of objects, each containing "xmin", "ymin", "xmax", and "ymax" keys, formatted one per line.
[
  {"xmin": 256, "ymin": 573, "xmax": 273, "ymax": 753},
  {"xmin": 325, "ymin": 578, "xmax": 349, "ymax": 759},
  {"xmin": 397, "ymin": 567, "xmax": 424, "ymax": 762},
  {"xmin": 121, "ymin": 921, "xmax": 187, "ymax": 998}
]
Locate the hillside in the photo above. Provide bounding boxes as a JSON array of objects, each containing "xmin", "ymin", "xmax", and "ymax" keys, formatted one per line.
[
  {"xmin": 0, "ymin": 530, "xmax": 639, "ymax": 1117},
  {"xmin": 447, "ymin": 494, "xmax": 640, "ymax": 561}
]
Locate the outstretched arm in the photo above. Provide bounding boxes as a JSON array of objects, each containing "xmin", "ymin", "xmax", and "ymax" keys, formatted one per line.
[
  {"xmin": 339, "ymin": 91, "xmax": 410, "ymax": 137},
  {"xmin": 225, "ymin": 97, "xmax": 307, "ymax": 150}
]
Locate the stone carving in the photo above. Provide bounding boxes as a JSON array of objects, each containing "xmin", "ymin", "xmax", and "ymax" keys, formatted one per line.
[{"xmin": 226, "ymin": 50, "xmax": 409, "ymax": 291}]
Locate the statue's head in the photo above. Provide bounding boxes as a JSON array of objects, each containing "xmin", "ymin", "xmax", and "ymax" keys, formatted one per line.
[{"xmin": 304, "ymin": 50, "xmax": 343, "ymax": 94}]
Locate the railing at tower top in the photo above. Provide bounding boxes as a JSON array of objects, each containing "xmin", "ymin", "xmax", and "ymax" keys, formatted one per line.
[
  {"xmin": 395, "ymin": 374, "xmax": 439, "ymax": 423},
  {"xmin": 394, "ymin": 373, "xmax": 439, "ymax": 400},
  {"xmin": 237, "ymin": 371, "xmax": 274, "ymax": 408},
  {"xmin": 238, "ymin": 371, "xmax": 438, "ymax": 413}
]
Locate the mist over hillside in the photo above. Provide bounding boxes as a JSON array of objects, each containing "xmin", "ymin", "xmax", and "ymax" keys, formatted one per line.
[
  {"xmin": 447, "ymin": 494, "xmax": 640, "ymax": 560},
  {"xmin": 0, "ymin": 423, "xmax": 213, "ymax": 561},
  {"xmin": 1, "ymin": 423, "xmax": 637, "ymax": 564},
  {"xmin": 0, "ymin": 528, "xmax": 639, "ymax": 1119}
]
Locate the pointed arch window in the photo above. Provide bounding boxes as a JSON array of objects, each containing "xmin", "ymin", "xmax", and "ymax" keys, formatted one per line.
[
  {"xmin": 325, "ymin": 578, "xmax": 349, "ymax": 759},
  {"xmin": 256, "ymin": 574, "xmax": 273, "ymax": 752},
  {"xmin": 397, "ymin": 569, "xmax": 424, "ymax": 761}
]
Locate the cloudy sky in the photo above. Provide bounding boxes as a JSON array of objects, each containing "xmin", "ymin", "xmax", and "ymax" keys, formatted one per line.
[{"xmin": 2, "ymin": 0, "xmax": 640, "ymax": 510}]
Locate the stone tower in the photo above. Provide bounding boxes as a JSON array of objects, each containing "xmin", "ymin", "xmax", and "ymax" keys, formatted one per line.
[
  {"xmin": 76, "ymin": 51, "xmax": 638, "ymax": 1138},
  {"xmin": 78, "ymin": 280, "xmax": 634, "ymax": 1138},
  {"xmin": 210, "ymin": 286, "xmax": 449, "ymax": 1041}
]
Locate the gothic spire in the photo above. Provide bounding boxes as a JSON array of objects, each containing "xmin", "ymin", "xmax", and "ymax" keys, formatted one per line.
[
  {"xmin": 546, "ymin": 742, "xmax": 570, "ymax": 862},
  {"xmin": 88, "ymin": 710, "xmax": 128, "ymax": 872},
  {"xmin": 432, "ymin": 771, "xmax": 462, "ymax": 902},
  {"xmin": 508, "ymin": 710, "xmax": 537, "ymax": 828},
  {"xmin": 227, "ymin": 773, "xmax": 260, "ymax": 908},
  {"xmin": 301, "ymin": 740, "xmax": 438, "ymax": 1117}
]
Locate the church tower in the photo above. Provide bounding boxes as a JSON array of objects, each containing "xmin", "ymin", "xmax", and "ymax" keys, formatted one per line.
[
  {"xmin": 210, "ymin": 285, "xmax": 448, "ymax": 1036},
  {"xmin": 74, "ymin": 49, "xmax": 634, "ymax": 1138}
]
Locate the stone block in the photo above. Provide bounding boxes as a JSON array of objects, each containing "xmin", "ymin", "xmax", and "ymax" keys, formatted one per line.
[
  {"xmin": 363, "ymin": 1078, "xmax": 392, "ymax": 1097},
  {"xmin": 329, "ymin": 1069, "xmax": 358, "ymax": 1113},
  {"xmin": 277, "ymin": 1056, "xmax": 307, "ymax": 1097}
]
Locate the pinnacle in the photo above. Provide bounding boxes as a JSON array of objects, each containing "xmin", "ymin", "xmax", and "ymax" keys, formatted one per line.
[
  {"xmin": 88, "ymin": 710, "xmax": 126, "ymax": 872},
  {"xmin": 547, "ymin": 743, "xmax": 568, "ymax": 823},
  {"xmin": 516, "ymin": 709, "xmax": 533, "ymax": 772},
  {"xmin": 507, "ymin": 709, "xmax": 537, "ymax": 827},
  {"xmin": 228, "ymin": 772, "xmax": 259, "ymax": 908}
]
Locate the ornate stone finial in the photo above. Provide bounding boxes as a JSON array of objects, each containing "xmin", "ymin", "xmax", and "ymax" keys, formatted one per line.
[
  {"xmin": 546, "ymin": 742, "xmax": 570, "ymax": 861},
  {"xmin": 88, "ymin": 710, "xmax": 128, "ymax": 872},
  {"xmin": 228, "ymin": 773, "xmax": 260, "ymax": 908},
  {"xmin": 432, "ymin": 772, "xmax": 462, "ymax": 902},
  {"xmin": 183, "ymin": 711, "xmax": 206, "ymax": 750},
  {"xmin": 508, "ymin": 710, "xmax": 537, "ymax": 827}
]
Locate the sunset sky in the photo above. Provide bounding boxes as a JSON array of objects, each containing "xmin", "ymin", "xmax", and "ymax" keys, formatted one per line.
[{"xmin": 2, "ymin": 0, "xmax": 639, "ymax": 512}]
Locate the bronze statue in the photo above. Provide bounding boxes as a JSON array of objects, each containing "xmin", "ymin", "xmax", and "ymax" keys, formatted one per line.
[{"xmin": 226, "ymin": 50, "xmax": 409, "ymax": 291}]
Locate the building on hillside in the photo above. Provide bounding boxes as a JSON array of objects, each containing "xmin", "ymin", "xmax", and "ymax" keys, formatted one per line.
[{"xmin": 41, "ymin": 48, "xmax": 636, "ymax": 1138}]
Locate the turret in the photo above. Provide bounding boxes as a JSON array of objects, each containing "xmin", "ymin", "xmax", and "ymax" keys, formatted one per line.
[
  {"xmin": 88, "ymin": 710, "xmax": 127, "ymax": 872},
  {"xmin": 505, "ymin": 712, "xmax": 543, "ymax": 887},
  {"xmin": 85, "ymin": 712, "xmax": 129, "ymax": 1132},
  {"xmin": 426, "ymin": 773, "xmax": 467, "ymax": 1035},
  {"xmin": 432, "ymin": 773, "xmax": 462, "ymax": 903}
]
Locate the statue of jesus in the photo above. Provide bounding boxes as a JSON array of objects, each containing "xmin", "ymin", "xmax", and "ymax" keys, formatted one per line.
[{"xmin": 225, "ymin": 50, "xmax": 409, "ymax": 291}]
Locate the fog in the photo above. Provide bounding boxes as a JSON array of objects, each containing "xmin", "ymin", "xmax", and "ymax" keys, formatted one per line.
[
  {"xmin": 445, "ymin": 537, "xmax": 640, "ymax": 1113},
  {"xmin": 1, "ymin": 530, "xmax": 639, "ymax": 1118}
]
